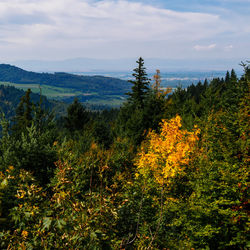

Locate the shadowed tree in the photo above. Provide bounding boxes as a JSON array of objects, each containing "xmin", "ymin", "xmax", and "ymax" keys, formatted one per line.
[
  {"xmin": 12, "ymin": 88, "xmax": 33, "ymax": 134},
  {"xmin": 64, "ymin": 98, "xmax": 90, "ymax": 132}
]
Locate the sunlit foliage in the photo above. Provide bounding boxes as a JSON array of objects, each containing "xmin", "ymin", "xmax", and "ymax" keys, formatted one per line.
[{"xmin": 136, "ymin": 115, "xmax": 199, "ymax": 186}]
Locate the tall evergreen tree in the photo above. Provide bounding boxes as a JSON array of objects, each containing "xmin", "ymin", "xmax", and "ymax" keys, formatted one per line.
[
  {"xmin": 12, "ymin": 88, "xmax": 33, "ymax": 134},
  {"xmin": 230, "ymin": 69, "xmax": 237, "ymax": 82},
  {"xmin": 225, "ymin": 70, "xmax": 230, "ymax": 83},
  {"xmin": 127, "ymin": 57, "xmax": 150, "ymax": 108},
  {"xmin": 117, "ymin": 61, "xmax": 167, "ymax": 145}
]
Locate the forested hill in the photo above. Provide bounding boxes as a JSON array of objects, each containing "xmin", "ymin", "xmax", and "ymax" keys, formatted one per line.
[
  {"xmin": 0, "ymin": 64, "xmax": 130, "ymax": 94},
  {"xmin": 0, "ymin": 84, "xmax": 55, "ymax": 119}
]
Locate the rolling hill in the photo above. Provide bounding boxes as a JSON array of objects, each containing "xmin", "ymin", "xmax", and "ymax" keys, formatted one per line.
[{"xmin": 0, "ymin": 64, "xmax": 131, "ymax": 106}]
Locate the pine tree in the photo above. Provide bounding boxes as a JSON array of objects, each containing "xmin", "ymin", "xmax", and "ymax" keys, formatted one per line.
[{"xmin": 127, "ymin": 57, "xmax": 150, "ymax": 109}]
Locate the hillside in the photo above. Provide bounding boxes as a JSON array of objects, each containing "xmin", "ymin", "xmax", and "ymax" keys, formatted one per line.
[
  {"xmin": 0, "ymin": 64, "xmax": 131, "ymax": 105},
  {"xmin": 0, "ymin": 84, "xmax": 67, "ymax": 120}
]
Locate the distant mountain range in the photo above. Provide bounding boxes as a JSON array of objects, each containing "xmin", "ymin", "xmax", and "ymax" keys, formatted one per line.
[{"xmin": 6, "ymin": 57, "xmax": 244, "ymax": 73}]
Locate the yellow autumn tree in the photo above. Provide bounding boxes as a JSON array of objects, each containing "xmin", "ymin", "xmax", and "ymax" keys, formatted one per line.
[
  {"xmin": 136, "ymin": 115, "xmax": 200, "ymax": 186},
  {"xmin": 152, "ymin": 69, "xmax": 172, "ymax": 98}
]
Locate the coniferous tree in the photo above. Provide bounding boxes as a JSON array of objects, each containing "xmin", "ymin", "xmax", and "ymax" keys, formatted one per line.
[
  {"xmin": 230, "ymin": 68, "xmax": 237, "ymax": 82},
  {"xmin": 23, "ymin": 89, "xmax": 32, "ymax": 127},
  {"xmin": 204, "ymin": 78, "xmax": 208, "ymax": 88},
  {"xmin": 117, "ymin": 62, "xmax": 168, "ymax": 145},
  {"xmin": 64, "ymin": 98, "xmax": 89, "ymax": 132},
  {"xmin": 116, "ymin": 57, "xmax": 151, "ymax": 144},
  {"xmin": 225, "ymin": 70, "xmax": 230, "ymax": 83},
  {"xmin": 127, "ymin": 57, "xmax": 150, "ymax": 109},
  {"xmin": 14, "ymin": 98, "xmax": 25, "ymax": 131},
  {"xmin": 12, "ymin": 88, "xmax": 33, "ymax": 134}
]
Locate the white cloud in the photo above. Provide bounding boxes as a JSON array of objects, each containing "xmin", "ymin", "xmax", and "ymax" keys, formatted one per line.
[
  {"xmin": 224, "ymin": 44, "xmax": 233, "ymax": 50},
  {"xmin": 1, "ymin": 0, "xmax": 219, "ymax": 40},
  {"xmin": 194, "ymin": 44, "xmax": 217, "ymax": 51},
  {"xmin": 0, "ymin": 0, "xmax": 249, "ymax": 61}
]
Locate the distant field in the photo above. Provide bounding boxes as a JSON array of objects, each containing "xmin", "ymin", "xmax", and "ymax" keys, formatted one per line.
[
  {"xmin": 0, "ymin": 81, "xmax": 96, "ymax": 98},
  {"xmin": 0, "ymin": 81, "xmax": 125, "ymax": 107}
]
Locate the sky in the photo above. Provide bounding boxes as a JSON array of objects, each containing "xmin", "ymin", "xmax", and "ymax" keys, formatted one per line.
[{"xmin": 0, "ymin": 0, "xmax": 249, "ymax": 69}]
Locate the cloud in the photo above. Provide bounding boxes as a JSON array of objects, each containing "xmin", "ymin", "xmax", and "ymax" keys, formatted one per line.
[
  {"xmin": 0, "ymin": 40, "xmax": 15, "ymax": 45},
  {"xmin": 0, "ymin": 1, "xmax": 220, "ymax": 44},
  {"xmin": 224, "ymin": 44, "xmax": 233, "ymax": 50},
  {"xmin": 194, "ymin": 44, "xmax": 217, "ymax": 51},
  {"xmin": 0, "ymin": 0, "xmax": 249, "ymax": 61},
  {"xmin": 0, "ymin": 12, "xmax": 53, "ymax": 25}
]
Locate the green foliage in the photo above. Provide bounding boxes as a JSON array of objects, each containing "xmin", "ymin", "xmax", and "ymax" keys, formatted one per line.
[
  {"xmin": 181, "ymin": 111, "xmax": 249, "ymax": 248},
  {"xmin": 0, "ymin": 84, "xmax": 53, "ymax": 121},
  {"xmin": 12, "ymin": 88, "xmax": 33, "ymax": 133},
  {"xmin": 116, "ymin": 61, "xmax": 167, "ymax": 145},
  {"xmin": 64, "ymin": 98, "xmax": 90, "ymax": 132},
  {"xmin": 92, "ymin": 119, "xmax": 113, "ymax": 149},
  {"xmin": 165, "ymin": 80, "xmax": 208, "ymax": 129},
  {"xmin": 116, "ymin": 104, "xmax": 145, "ymax": 145},
  {"xmin": 0, "ymin": 124, "xmax": 57, "ymax": 185},
  {"xmin": 1, "ymin": 89, "xmax": 58, "ymax": 186},
  {"xmin": 0, "ymin": 62, "xmax": 249, "ymax": 249}
]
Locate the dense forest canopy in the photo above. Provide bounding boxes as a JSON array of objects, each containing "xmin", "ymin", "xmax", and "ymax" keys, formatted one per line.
[
  {"xmin": 0, "ymin": 84, "xmax": 55, "ymax": 120},
  {"xmin": 0, "ymin": 59, "xmax": 249, "ymax": 249}
]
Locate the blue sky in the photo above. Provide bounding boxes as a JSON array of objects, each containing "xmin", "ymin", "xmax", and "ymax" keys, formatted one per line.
[
  {"xmin": 0, "ymin": 0, "xmax": 249, "ymax": 70},
  {"xmin": 127, "ymin": 0, "xmax": 250, "ymax": 13}
]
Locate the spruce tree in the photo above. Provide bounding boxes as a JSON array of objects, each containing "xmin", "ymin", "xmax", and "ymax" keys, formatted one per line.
[
  {"xmin": 225, "ymin": 71, "xmax": 230, "ymax": 83},
  {"xmin": 64, "ymin": 98, "xmax": 89, "ymax": 132},
  {"xmin": 117, "ymin": 59, "xmax": 167, "ymax": 145},
  {"xmin": 127, "ymin": 57, "xmax": 150, "ymax": 108},
  {"xmin": 12, "ymin": 88, "xmax": 33, "ymax": 134},
  {"xmin": 230, "ymin": 69, "xmax": 237, "ymax": 81}
]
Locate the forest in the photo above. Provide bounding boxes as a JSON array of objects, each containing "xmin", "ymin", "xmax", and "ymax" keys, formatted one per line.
[{"xmin": 0, "ymin": 58, "xmax": 249, "ymax": 249}]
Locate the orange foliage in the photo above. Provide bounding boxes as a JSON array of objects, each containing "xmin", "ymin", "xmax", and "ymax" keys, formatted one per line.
[
  {"xmin": 136, "ymin": 115, "xmax": 200, "ymax": 185},
  {"xmin": 152, "ymin": 69, "xmax": 172, "ymax": 98}
]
